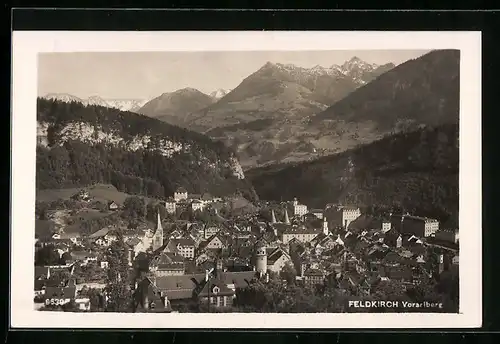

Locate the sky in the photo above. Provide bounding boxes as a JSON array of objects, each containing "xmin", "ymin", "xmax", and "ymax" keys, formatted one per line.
[{"xmin": 38, "ymin": 50, "xmax": 430, "ymax": 100}]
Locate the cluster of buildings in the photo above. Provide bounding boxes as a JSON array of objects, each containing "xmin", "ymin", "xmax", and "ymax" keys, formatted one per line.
[
  {"xmin": 34, "ymin": 189, "xmax": 459, "ymax": 312},
  {"xmin": 164, "ymin": 187, "xmax": 223, "ymax": 214}
]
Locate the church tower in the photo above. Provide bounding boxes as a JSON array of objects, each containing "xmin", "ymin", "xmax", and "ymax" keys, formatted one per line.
[
  {"xmin": 323, "ymin": 217, "xmax": 329, "ymax": 235},
  {"xmin": 255, "ymin": 242, "xmax": 267, "ymax": 274},
  {"xmin": 152, "ymin": 211, "xmax": 164, "ymax": 251},
  {"xmin": 271, "ymin": 209, "xmax": 277, "ymax": 224},
  {"xmin": 284, "ymin": 209, "xmax": 290, "ymax": 224}
]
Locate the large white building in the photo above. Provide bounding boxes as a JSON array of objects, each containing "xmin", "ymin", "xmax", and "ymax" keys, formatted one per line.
[
  {"xmin": 291, "ymin": 198, "xmax": 308, "ymax": 217},
  {"xmin": 281, "ymin": 226, "xmax": 319, "ymax": 244},
  {"xmin": 174, "ymin": 187, "xmax": 188, "ymax": 202}
]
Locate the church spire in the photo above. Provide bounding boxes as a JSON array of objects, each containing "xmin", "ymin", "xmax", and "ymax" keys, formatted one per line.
[
  {"xmin": 152, "ymin": 210, "xmax": 163, "ymax": 251},
  {"xmin": 157, "ymin": 211, "xmax": 163, "ymax": 232},
  {"xmin": 271, "ymin": 209, "xmax": 277, "ymax": 224},
  {"xmin": 284, "ymin": 209, "xmax": 290, "ymax": 224}
]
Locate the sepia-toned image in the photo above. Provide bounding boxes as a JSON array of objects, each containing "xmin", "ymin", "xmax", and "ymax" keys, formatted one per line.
[{"xmin": 11, "ymin": 31, "xmax": 481, "ymax": 329}]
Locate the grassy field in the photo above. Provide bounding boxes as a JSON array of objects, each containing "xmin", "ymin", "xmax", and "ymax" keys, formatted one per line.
[{"xmin": 37, "ymin": 183, "xmax": 158, "ymax": 205}]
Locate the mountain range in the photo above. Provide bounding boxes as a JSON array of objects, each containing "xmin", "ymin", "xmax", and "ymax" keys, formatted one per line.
[
  {"xmin": 203, "ymin": 50, "xmax": 458, "ymax": 168},
  {"xmin": 43, "ymin": 94, "xmax": 149, "ymax": 112},
  {"xmin": 41, "ymin": 51, "xmax": 459, "ymax": 171}
]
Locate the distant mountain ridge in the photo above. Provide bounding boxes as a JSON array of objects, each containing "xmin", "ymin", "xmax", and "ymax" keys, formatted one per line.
[
  {"xmin": 137, "ymin": 88, "xmax": 216, "ymax": 128},
  {"xmin": 232, "ymin": 49, "xmax": 459, "ymax": 168},
  {"xmin": 42, "ymin": 93, "xmax": 149, "ymax": 112}
]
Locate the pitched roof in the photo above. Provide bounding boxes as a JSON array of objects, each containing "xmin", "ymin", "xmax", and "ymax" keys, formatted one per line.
[
  {"xmin": 176, "ymin": 187, "xmax": 188, "ymax": 193},
  {"xmin": 195, "ymin": 279, "xmax": 235, "ymax": 298},
  {"xmin": 126, "ymin": 237, "xmax": 142, "ymax": 247},
  {"xmin": 89, "ymin": 227, "xmax": 111, "ymax": 238},
  {"xmin": 172, "ymin": 238, "xmax": 196, "ymax": 247},
  {"xmin": 201, "ymin": 193, "xmax": 214, "ymax": 201}
]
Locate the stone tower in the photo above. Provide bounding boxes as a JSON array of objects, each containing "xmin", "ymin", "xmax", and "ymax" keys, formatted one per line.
[
  {"xmin": 152, "ymin": 211, "xmax": 163, "ymax": 251},
  {"xmin": 255, "ymin": 242, "xmax": 267, "ymax": 274}
]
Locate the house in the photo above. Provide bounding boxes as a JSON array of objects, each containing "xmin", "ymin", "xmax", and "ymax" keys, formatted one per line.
[
  {"xmin": 309, "ymin": 209, "xmax": 324, "ymax": 220},
  {"xmin": 163, "ymin": 238, "xmax": 196, "ymax": 259},
  {"xmin": 452, "ymin": 254, "xmax": 459, "ymax": 265},
  {"xmin": 433, "ymin": 228, "xmax": 459, "ymax": 244},
  {"xmin": 191, "ymin": 200, "xmax": 205, "ymax": 212},
  {"xmin": 174, "ymin": 187, "xmax": 188, "ymax": 202},
  {"xmin": 150, "ymin": 252, "xmax": 185, "ymax": 277},
  {"xmin": 199, "ymin": 234, "xmax": 227, "ymax": 251},
  {"xmin": 390, "ymin": 213, "xmax": 439, "ymax": 237},
  {"xmin": 165, "ymin": 199, "xmax": 177, "ymax": 214},
  {"xmin": 303, "ymin": 268, "xmax": 325, "ymax": 288},
  {"xmin": 194, "ymin": 276, "xmax": 235, "ymax": 309},
  {"xmin": 203, "ymin": 225, "xmax": 221, "ymax": 239},
  {"xmin": 108, "ymin": 201, "xmax": 119, "ymax": 211},
  {"xmin": 100, "ymin": 261, "xmax": 109, "ymax": 269},
  {"xmin": 266, "ymin": 247, "xmax": 292, "ymax": 273},
  {"xmin": 324, "ymin": 205, "xmax": 361, "ymax": 230},
  {"xmin": 89, "ymin": 227, "xmax": 113, "ymax": 246},
  {"xmin": 133, "ymin": 277, "xmax": 172, "ymax": 312},
  {"xmin": 69, "ymin": 251, "xmax": 97, "ymax": 266},
  {"xmin": 281, "ymin": 226, "xmax": 319, "ymax": 244},
  {"xmin": 382, "ymin": 220, "xmax": 392, "ymax": 232},
  {"xmin": 201, "ymin": 193, "xmax": 214, "ymax": 203}
]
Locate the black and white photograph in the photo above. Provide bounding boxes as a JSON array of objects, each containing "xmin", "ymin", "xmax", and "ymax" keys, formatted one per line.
[{"xmin": 11, "ymin": 31, "xmax": 481, "ymax": 329}]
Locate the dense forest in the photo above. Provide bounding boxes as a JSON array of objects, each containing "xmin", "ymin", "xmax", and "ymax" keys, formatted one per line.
[
  {"xmin": 36, "ymin": 98, "xmax": 257, "ymax": 201},
  {"xmin": 247, "ymin": 123, "xmax": 459, "ymax": 227}
]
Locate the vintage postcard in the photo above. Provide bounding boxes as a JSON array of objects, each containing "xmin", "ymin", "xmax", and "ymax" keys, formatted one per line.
[{"xmin": 11, "ymin": 31, "xmax": 482, "ymax": 328}]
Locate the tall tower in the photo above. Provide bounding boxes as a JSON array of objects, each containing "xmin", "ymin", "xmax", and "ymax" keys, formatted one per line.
[
  {"xmin": 271, "ymin": 209, "xmax": 277, "ymax": 224},
  {"xmin": 152, "ymin": 211, "xmax": 163, "ymax": 251},
  {"xmin": 322, "ymin": 217, "xmax": 329, "ymax": 235},
  {"xmin": 255, "ymin": 242, "xmax": 267, "ymax": 274},
  {"xmin": 284, "ymin": 209, "xmax": 290, "ymax": 224},
  {"xmin": 438, "ymin": 254, "xmax": 445, "ymax": 274}
]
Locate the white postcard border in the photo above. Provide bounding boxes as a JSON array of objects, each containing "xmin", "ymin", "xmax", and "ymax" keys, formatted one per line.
[{"xmin": 11, "ymin": 30, "xmax": 482, "ymax": 329}]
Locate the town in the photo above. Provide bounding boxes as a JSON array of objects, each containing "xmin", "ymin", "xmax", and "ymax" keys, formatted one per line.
[{"xmin": 34, "ymin": 186, "xmax": 459, "ymax": 313}]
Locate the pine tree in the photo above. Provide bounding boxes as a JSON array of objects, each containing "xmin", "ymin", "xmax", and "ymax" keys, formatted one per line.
[{"xmin": 105, "ymin": 231, "xmax": 131, "ymax": 312}]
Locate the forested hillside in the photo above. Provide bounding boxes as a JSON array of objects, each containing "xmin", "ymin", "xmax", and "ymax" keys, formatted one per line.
[
  {"xmin": 36, "ymin": 98, "xmax": 257, "ymax": 201},
  {"xmin": 247, "ymin": 124, "xmax": 459, "ymax": 226}
]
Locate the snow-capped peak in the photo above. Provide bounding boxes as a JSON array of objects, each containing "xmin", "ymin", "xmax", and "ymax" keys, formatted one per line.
[
  {"xmin": 43, "ymin": 93, "xmax": 83, "ymax": 103},
  {"xmin": 41, "ymin": 93, "xmax": 148, "ymax": 112},
  {"xmin": 84, "ymin": 95, "xmax": 109, "ymax": 107},
  {"xmin": 210, "ymin": 89, "xmax": 232, "ymax": 99}
]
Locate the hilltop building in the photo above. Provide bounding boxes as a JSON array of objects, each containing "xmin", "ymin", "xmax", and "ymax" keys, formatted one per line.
[{"xmin": 174, "ymin": 187, "xmax": 188, "ymax": 202}]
